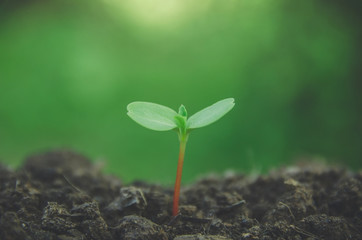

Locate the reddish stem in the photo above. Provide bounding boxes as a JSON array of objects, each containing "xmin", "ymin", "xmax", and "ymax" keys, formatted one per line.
[{"xmin": 172, "ymin": 140, "xmax": 187, "ymax": 216}]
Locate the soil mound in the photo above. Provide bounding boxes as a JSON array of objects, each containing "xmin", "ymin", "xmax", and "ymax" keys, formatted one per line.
[{"xmin": 0, "ymin": 150, "xmax": 361, "ymax": 239}]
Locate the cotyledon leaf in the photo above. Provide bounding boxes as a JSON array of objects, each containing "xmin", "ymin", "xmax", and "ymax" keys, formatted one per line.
[
  {"xmin": 127, "ymin": 102, "xmax": 178, "ymax": 131},
  {"xmin": 187, "ymin": 98, "xmax": 235, "ymax": 129}
]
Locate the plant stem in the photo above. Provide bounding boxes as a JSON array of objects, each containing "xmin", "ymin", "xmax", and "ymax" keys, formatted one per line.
[{"xmin": 172, "ymin": 136, "xmax": 187, "ymax": 216}]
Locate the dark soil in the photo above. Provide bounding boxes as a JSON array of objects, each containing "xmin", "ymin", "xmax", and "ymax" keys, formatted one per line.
[{"xmin": 0, "ymin": 150, "xmax": 361, "ymax": 240}]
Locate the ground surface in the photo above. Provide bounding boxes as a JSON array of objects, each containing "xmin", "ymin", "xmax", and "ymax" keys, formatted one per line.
[{"xmin": 0, "ymin": 150, "xmax": 361, "ymax": 240}]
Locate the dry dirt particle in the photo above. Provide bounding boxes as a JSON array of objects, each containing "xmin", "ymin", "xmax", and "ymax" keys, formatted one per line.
[
  {"xmin": 299, "ymin": 214, "xmax": 360, "ymax": 240},
  {"xmin": 112, "ymin": 215, "xmax": 168, "ymax": 240},
  {"xmin": 0, "ymin": 212, "xmax": 29, "ymax": 240}
]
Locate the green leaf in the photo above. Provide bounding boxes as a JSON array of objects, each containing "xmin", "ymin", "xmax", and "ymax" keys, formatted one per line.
[
  {"xmin": 127, "ymin": 102, "xmax": 178, "ymax": 131},
  {"xmin": 178, "ymin": 105, "xmax": 187, "ymax": 117},
  {"xmin": 187, "ymin": 98, "xmax": 235, "ymax": 129}
]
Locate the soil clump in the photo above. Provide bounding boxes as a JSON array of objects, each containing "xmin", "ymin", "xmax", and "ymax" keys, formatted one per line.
[{"xmin": 0, "ymin": 150, "xmax": 361, "ymax": 239}]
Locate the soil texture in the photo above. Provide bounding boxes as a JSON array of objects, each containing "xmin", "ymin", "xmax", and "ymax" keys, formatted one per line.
[{"xmin": 0, "ymin": 150, "xmax": 361, "ymax": 240}]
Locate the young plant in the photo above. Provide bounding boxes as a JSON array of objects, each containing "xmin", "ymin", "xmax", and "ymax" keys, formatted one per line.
[{"xmin": 127, "ymin": 98, "xmax": 235, "ymax": 216}]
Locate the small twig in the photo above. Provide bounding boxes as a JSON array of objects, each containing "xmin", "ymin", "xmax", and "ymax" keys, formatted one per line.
[
  {"xmin": 213, "ymin": 200, "xmax": 246, "ymax": 216},
  {"xmin": 62, "ymin": 175, "xmax": 83, "ymax": 193},
  {"xmin": 180, "ymin": 215, "xmax": 213, "ymax": 223},
  {"xmin": 290, "ymin": 225, "xmax": 320, "ymax": 239},
  {"xmin": 279, "ymin": 201, "xmax": 295, "ymax": 221}
]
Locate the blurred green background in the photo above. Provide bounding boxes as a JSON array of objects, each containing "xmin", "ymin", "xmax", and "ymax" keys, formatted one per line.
[{"xmin": 0, "ymin": 0, "xmax": 361, "ymax": 184}]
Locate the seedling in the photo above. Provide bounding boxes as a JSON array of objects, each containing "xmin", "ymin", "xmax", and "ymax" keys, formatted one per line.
[{"xmin": 127, "ymin": 98, "xmax": 235, "ymax": 216}]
